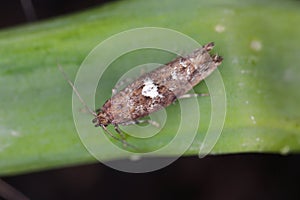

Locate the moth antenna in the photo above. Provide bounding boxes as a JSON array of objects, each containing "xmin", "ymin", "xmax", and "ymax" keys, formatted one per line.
[{"xmin": 58, "ymin": 64, "xmax": 97, "ymax": 117}]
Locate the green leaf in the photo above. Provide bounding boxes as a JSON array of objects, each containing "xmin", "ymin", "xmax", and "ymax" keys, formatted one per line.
[{"xmin": 0, "ymin": 0, "xmax": 300, "ymax": 175}]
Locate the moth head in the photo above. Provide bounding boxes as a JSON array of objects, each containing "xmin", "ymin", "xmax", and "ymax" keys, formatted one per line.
[{"xmin": 93, "ymin": 111, "xmax": 111, "ymax": 127}]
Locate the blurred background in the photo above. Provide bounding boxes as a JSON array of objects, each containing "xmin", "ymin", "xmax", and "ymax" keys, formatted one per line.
[{"xmin": 0, "ymin": 1, "xmax": 300, "ymax": 200}]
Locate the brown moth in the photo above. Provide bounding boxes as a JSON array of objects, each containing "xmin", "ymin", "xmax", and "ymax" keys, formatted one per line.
[{"xmin": 60, "ymin": 42, "xmax": 223, "ymax": 148}]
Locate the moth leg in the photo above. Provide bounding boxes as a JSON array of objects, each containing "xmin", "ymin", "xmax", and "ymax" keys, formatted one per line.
[
  {"xmin": 114, "ymin": 125, "xmax": 139, "ymax": 150},
  {"xmin": 114, "ymin": 125, "xmax": 126, "ymax": 140},
  {"xmin": 136, "ymin": 119, "xmax": 160, "ymax": 128},
  {"xmin": 101, "ymin": 125, "xmax": 138, "ymax": 150},
  {"xmin": 101, "ymin": 125, "xmax": 124, "ymax": 143},
  {"xmin": 177, "ymin": 93, "xmax": 209, "ymax": 100},
  {"xmin": 120, "ymin": 119, "xmax": 160, "ymax": 128},
  {"xmin": 112, "ymin": 78, "xmax": 134, "ymax": 95}
]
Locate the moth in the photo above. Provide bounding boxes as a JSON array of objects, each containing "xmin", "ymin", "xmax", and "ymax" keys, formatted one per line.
[{"xmin": 59, "ymin": 42, "xmax": 223, "ymax": 148}]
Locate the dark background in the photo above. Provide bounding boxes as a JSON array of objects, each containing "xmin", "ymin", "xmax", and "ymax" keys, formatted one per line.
[
  {"xmin": 1, "ymin": 1, "xmax": 300, "ymax": 200},
  {"xmin": 0, "ymin": 0, "xmax": 113, "ymax": 29},
  {"xmin": 3, "ymin": 155, "xmax": 300, "ymax": 200}
]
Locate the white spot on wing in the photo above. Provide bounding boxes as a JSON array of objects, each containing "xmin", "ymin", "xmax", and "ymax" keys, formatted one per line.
[
  {"xmin": 171, "ymin": 70, "xmax": 177, "ymax": 79},
  {"xmin": 142, "ymin": 78, "xmax": 162, "ymax": 98},
  {"xmin": 135, "ymin": 105, "xmax": 144, "ymax": 112},
  {"xmin": 179, "ymin": 59, "xmax": 187, "ymax": 68},
  {"xmin": 187, "ymin": 67, "xmax": 191, "ymax": 77}
]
